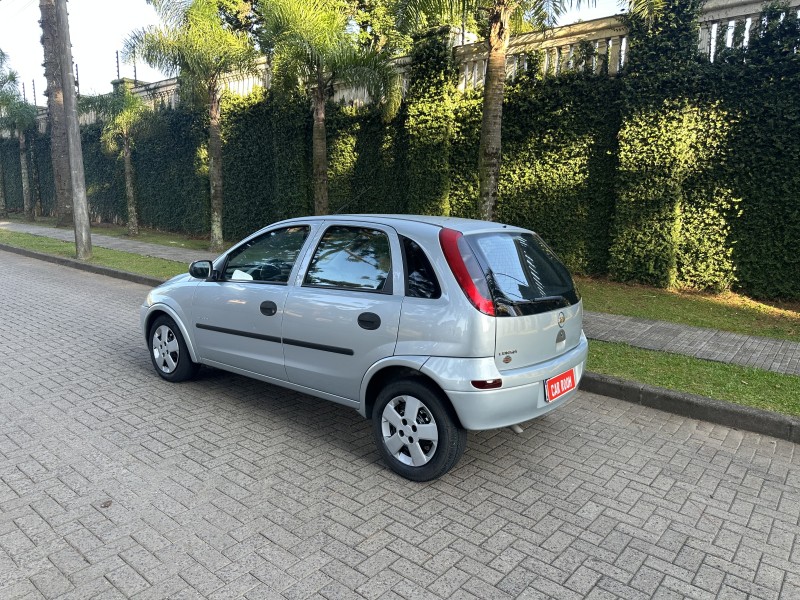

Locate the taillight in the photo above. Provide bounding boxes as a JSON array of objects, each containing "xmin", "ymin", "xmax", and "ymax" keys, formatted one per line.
[{"xmin": 439, "ymin": 228, "xmax": 495, "ymax": 316}]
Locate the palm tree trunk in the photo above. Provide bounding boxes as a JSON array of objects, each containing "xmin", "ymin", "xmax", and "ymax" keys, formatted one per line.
[
  {"xmin": 29, "ymin": 139, "xmax": 43, "ymax": 217},
  {"xmin": 312, "ymin": 69, "xmax": 329, "ymax": 215},
  {"xmin": 124, "ymin": 137, "xmax": 139, "ymax": 236},
  {"xmin": 478, "ymin": 1, "xmax": 515, "ymax": 221},
  {"xmin": 208, "ymin": 88, "xmax": 224, "ymax": 251},
  {"xmin": 19, "ymin": 129, "xmax": 34, "ymax": 222},
  {"xmin": 0, "ymin": 162, "xmax": 7, "ymax": 218},
  {"xmin": 39, "ymin": 0, "xmax": 72, "ymax": 226}
]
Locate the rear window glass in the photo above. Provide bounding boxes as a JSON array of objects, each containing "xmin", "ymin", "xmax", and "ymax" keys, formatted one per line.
[{"xmin": 467, "ymin": 232, "xmax": 579, "ymax": 315}]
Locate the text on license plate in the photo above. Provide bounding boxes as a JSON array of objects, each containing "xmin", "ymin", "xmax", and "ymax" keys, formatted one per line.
[{"xmin": 546, "ymin": 368, "xmax": 576, "ymax": 403}]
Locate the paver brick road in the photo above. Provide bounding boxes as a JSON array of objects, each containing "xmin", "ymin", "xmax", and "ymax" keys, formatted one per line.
[{"xmin": 1, "ymin": 250, "xmax": 799, "ymax": 599}]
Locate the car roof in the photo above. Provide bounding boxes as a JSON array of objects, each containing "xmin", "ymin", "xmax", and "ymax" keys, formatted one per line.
[{"xmin": 278, "ymin": 214, "xmax": 528, "ymax": 235}]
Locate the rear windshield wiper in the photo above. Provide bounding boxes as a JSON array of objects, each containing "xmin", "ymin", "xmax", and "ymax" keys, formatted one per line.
[
  {"xmin": 494, "ymin": 295, "xmax": 570, "ymax": 316},
  {"xmin": 496, "ymin": 295, "xmax": 569, "ymax": 307}
]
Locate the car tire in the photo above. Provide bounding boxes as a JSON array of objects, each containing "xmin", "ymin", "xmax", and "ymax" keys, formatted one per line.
[
  {"xmin": 372, "ymin": 378, "xmax": 466, "ymax": 481},
  {"xmin": 148, "ymin": 315, "xmax": 199, "ymax": 382}
]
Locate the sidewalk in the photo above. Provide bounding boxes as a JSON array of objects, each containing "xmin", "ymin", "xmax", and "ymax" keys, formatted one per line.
[
  {"xmin": 585, "ymin": 311, "xmax": 800, "ymax": 377},
  {"xmin": 3, "ymin": 219, "xmax": 799, "ymax": 377},
  {"xmin": 0, "ymin": 220, "xmax": 212, "ymax": 264}
]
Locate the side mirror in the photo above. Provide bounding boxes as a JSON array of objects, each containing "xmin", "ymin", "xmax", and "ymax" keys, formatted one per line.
[{"xmin": 189, "ymin": 260, "xmax": 214, "ymax": 280}]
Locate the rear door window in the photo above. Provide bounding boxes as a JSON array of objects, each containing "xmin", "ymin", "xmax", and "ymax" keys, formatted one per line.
[
  {"xmin": 467, "ymin": 232, "xmax": 579, "ymax": 315},
  {"xmin": 303, "ymin": 226, "xmax": 392, "ymax": 292}
]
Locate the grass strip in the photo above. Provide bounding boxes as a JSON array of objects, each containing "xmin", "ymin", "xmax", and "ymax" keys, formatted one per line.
[
  {"xmin": 577, "ymin": 276, "xmax": 800, "ymax": 343},
  {"xmin": 589, "ymin": 340, "xmax": 800, "ymax": 417},
  {"xmin": 4, "ymin": 214, "xmax": 214, "ymax": 252},
  {"xmin": 0, "ymin": 229, "xmax": 187, "ymax": 281}
]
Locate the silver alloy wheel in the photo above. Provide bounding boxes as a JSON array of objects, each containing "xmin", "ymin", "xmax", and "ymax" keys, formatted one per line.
[
  {"xmin": 380, "ymin": 395, "xmax": 439, "ymax": 466},
  {"xmin": 152, "ymin": 324, "xmax": 180, "ymax": 374}
]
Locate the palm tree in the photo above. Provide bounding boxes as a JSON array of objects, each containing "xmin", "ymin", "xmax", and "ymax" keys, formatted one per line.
[
  {"xmin": 81, "ymin": 87, "xmax": 151, "ymax": 236},
  {"xmin": 125, "ymin": 0, "xmax": 260, "ymax": 251},
  {"xmin": 39, "ymin": 0, "xmax": 73, "ymax": 227},
  {"xmin": 399, "ymin": 0, "xmax": 663, "ymax": 220},
  {"xmin": 256, "ymin": 0, "xmax": 401, "ymax": 215},
  {"xmin": 0, "ymin": 48, "xmax": 18, "ymax": 218},
  {"xmin": 1, "ymin": 98, "xmax": 38, "ymax": 221}
]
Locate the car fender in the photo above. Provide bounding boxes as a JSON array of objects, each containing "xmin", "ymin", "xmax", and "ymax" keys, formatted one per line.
[
  {"xmin": 358, "ymin": 355, "xmax": 430, "ymax": 417},
  {"xmin": 143, "ymin": 302, "xmax": 199, "ymax": 363}
]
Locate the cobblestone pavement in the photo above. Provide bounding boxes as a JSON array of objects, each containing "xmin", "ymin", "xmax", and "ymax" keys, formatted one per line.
[
  {"xmin": 2, "ymin": 250, "xmax": 800, "ymax": 600},
  {"xmin": 4, "ymin": 220, "xmax": 800, "ymax": 378}
]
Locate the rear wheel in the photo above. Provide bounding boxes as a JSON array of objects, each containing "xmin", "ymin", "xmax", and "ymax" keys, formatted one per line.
[
  {"xmin": 148, "ymin": 315, "xmax": 199, "ymax": 382},
  {"xmin": 372, "ymin": 379, "xmax": 466, "ymax": 481}
]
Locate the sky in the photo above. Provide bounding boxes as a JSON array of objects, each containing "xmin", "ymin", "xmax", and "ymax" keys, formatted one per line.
[
  {"xmin": 0, "ymin": 0, "xmax": 169, "ymax": 102},
  {"xmin": 0, "ymin": 0, "xmax": 622, "ymax": 107}
]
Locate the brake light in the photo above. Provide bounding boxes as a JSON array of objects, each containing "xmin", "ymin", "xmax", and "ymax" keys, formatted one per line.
[{"xmin": 439, "ymin": 228, "xmax": 495, "ymax": 316}]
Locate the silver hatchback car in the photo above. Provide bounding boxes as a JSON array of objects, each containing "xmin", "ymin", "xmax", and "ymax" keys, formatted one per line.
[{"xmin": 141, "ymin": 215, "xmax": 588, "ymax": 480}]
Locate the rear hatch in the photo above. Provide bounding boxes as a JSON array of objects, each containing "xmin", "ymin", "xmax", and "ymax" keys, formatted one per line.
[{"xmin": 465, "ymin": 231, "xmax": 582, "ymax": 372}]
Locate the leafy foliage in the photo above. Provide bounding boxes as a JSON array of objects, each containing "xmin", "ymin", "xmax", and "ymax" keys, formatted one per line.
[
  {"xmin": 7, "ymin": 3, "xmax": 800, "ymax": 300},
  {"xmin": 711, "ymin": 3, "xmax": 800, "ymax": 299},
  {"xmin": 127, "ymin": 0, "xmax": 261, "ymax": 249},
  {"xmin": 498, "ymin": 65, "xmax": 620, "ymax": 275},
  {"xmin": 221, "ymin": 89, "xmax": 311, "ymax": 240},
  {"xmin": 608, "ymin": 0, "xmax": 739, "ymax": 292},
  {"xmin": 403, "ymin": 30, "xmax": 458, "ymax": 215}
]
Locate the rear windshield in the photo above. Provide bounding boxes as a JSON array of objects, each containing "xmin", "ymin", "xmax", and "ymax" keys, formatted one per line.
[{"xmin": 467, "ymin": 232, "xmax": 579, "ymax": 316}]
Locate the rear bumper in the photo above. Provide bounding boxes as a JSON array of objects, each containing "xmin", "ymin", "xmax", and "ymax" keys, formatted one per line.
[{"xmin": 422, "ymin": 333, "xmax": 589, "ymax": 430}]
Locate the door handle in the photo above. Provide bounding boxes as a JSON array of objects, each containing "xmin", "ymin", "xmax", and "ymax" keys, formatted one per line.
[
  {"xmin": 358, "ymin": 312, "xmax": 381, "ymax": 330},
  {"xmin": 260, "ymin": 301, "xmax": 278, "ymax": 316}
]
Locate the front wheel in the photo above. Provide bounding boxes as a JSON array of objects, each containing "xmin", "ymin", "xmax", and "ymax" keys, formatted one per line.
[
  {"xmin": 148, "ymin": 315, "xmax": 199, "ymax": 382},
  {"xmin": 372, "ymin": 379, "xmax": 466, "ymax": 481}
]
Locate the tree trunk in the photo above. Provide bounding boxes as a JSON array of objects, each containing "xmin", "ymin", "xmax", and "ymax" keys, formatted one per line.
[
  {"xmin": 124, "ymin": 137, "xmax": 139, "ymax": 236},
  {"xmin": 19, "ymin": 130, "xmax": 34, "ymax": 222},
  {"xmin": 0, "ymin": 163, "xmax": 7, "ymax": 218},
  {"xmin": 478, "ymin": 1, "xmax": 514, "ymax": 221},
  {"xmin": 39, "ymin": 0, "xmax": 72, "ymax": 226},
  {"xmin": 55, "ymin": 0, "xmax": 92, "ymax": 259},
  {"xmin": 29, "ymin": 138, "xmax": 43, "ymax": 217},
  {"xmin": 312, "ymin": 68, "xmax": 329, "ymax": 216},
  {"xmin": 208, "ymin": 88, "xmax": 224, "ymax": 252}
]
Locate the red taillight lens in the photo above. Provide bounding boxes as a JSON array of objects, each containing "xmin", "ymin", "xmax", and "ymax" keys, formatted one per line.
[
  {"xmin": 439, "ymin": 228, "xmax": 495, "ymax": 316},
  {"xmin": 471, "ymin": 379, "xmax": 502, "ymax": 390}
]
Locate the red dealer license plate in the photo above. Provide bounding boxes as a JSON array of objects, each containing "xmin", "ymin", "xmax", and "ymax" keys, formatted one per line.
[{"xmin": 546, "ymin": 368, "xmax": 576, "ymax": 403}]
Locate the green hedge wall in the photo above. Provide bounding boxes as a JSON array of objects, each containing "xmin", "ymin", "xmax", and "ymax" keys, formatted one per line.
[
  {"xmin": 82, "ymin": 123, "xmax": 125, "ymax": 223},
  {"xmin": 132, "ymin": 108, "xmax": 210, "ymax": 235},
  {"xmin": 403, "ymin": 29, "xmax": 459, "ymax": 216},
  {"xmin": 222, "ymin": 91, "xmax": 311, "ymax": 241},
  {"xmin": 713, "ymin": 5, "xmax": 800, "ymax": 299},
  {"xmin": 4, "ymin": 2, "xmax": 799, "ymax": 299},
  {"xmin": 498, "ymin": 68, "xmax": 620, "ymax": 275},
  {"xmin": 325, "ymin": 106, "xmax": 406, "ymax": 216},
  {"xmin": 609, "ymin": 0, "xmax": 740, "ymax": 292},
  {"xmin": 0, "ymin": 138, "xmax": 23, "ymax": 212}
]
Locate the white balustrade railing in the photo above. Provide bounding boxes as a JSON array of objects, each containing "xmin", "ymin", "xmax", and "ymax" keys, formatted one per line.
[{"xmin": 28, "ymin": 0, "xmax": 799, "ymax": 130}]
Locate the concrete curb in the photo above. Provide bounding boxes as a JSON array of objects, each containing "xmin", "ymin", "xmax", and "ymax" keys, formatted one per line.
[
  {"xmin": 4, "ymin": 242, "xmax": 798, "ymax": 444},
  {"xmin": 581, "ymin": 372, "xmax": 800, "ymax": 444},
  {"xmin": 0, "ymin": 243, "xmax": 165, "ymax": 288}
]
